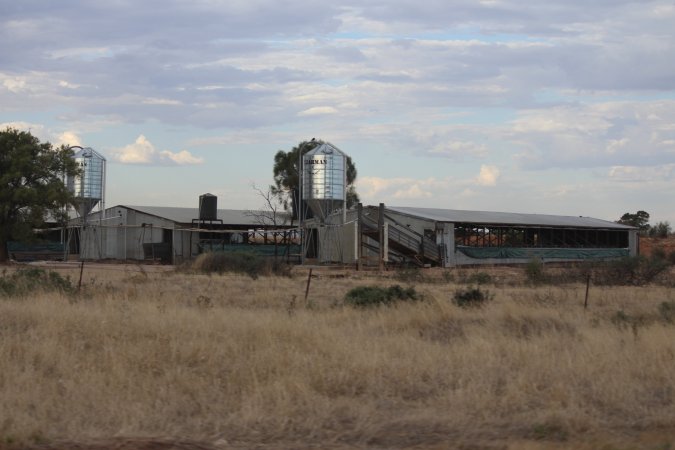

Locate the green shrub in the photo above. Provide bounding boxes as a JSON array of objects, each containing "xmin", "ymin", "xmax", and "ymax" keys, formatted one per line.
[
  {"xmin": 611, "ymin": 309, "xmax": 631, "ymax": 327},
  {"xmin": 531, "ymin": 422, "xmax": 569, "ymax": 442},
  {"xmin": 649, "ymin": 221, "xmax": 671, "ymax": 238},
  {"xmin": 659, "ymin": 301, "xmax": 675, "ymax": 323},
  {"xmin": 395, "ymin": 267, "xmax": 426, "ymax": 283},
  {"xmin": 651, "ymin": 247, "xmax": 667, "ymax": 261},
  {"xmin": 457, "ymin": 270, "xmax": 492, "ymax": 285},
  {"xmin": 441, "ymin": 270, "xmax": 455, "ymax": 283},
  {"xmin": 344, "ymin": 285, "xmax": 420, "ymax": 308},
  {"xmin": 0, "ymin": 268, "xmax": 74, "ymax": 297},
  {"xmin": 466, "ymin": 271, "xmax": 492, "ymax": 285},
  {"xmin": 191, "ymin": 251, "xmax": 290, "ymax": 279},
  {"xmin": 611, "ymin": 309, "xmax": 647, "ymax": 331},
  {"xmin": 592, "ymin": 255, "xmax": 669, "ymax": 286},
  {"xmin": 452, "ymin": 286, "xmax": 492, "ymax": 308},
  {"xmin": 525, "ymin": 258, "xmax": 549, "ymax": 284},
  {"xmin": 669, "ymin": 251, "xmax": 675, "ymax": 266}
]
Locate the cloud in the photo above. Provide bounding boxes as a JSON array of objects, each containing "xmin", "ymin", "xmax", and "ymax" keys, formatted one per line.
[
  {"xmin": 0, "ymin": 121, "xmax": 43, "ymax": 134},
  {"xmin": 298, "ymin": 106, "xmax": 338, "ymax": 116},
  {"xmin": 427, "ymin": 140, "xmax": 488, "ymax": 159},
  {"xmin": 0, "ymin": 121, "xmax": 82, "ymax": 148},
  {"xmin": 55, "ymin": 131, "xmax": 82, "ymax": 147},
  {"xmin": 608, "ymin": 164, "xmax": 675, "ymax": 183},
  {"xmin": 476, "ymin": 165, "xmax": 500, "ymax": 186},
  {"xmin": 110, "ymin": 135, "xmax": 204, "ymax": 165},
  {"xmin": 2, "ymin": 0, "xmax": 675, "ymax": 224},
  {"xmin": 357, "ymin": 176, "xmax": 448, "ymax": 200},
  {"xmin": 2, "ymin": 76, "xmax": 26, "ymax": 93},
  {"xmin": 511, "ymin": 100, "xmax": 675, "ymax": 169}
]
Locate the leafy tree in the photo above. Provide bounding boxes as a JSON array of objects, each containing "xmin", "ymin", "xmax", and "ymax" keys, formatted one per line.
[
  {"xmin": 649, "ymin": 221, "xmax": 672, "ymax": 238},
  {"xmin": 0, "ymin": 128, "xmax": 80, "ymax": 262},
  {"xmin": 272, "ymin": 140, "xmax": 359, "ymax": 222},
  {"xmin": 617, "ymin": 211, "xmax": 650, "ymax": 232}
]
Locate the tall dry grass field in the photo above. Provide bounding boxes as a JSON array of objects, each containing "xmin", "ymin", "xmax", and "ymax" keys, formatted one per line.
[{"xmin": 1, "ymin": 264, "xmax": 675, "ymax": 449}]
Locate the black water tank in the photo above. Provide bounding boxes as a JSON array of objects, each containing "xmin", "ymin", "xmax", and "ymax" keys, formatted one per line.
[{"xmin": 199, "ymin": 193, "xmax": 218, "ymax": 220}]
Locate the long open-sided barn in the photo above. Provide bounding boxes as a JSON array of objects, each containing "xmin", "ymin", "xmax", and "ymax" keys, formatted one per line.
[{"xmin": 349, "ymin": 204, "xmax": 638, "ymax": 267}]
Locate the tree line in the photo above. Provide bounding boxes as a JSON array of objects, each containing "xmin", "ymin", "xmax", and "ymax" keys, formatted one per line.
[{"xmin": 617, "ymin": 211, "xmax": 672, "ymax": 238}]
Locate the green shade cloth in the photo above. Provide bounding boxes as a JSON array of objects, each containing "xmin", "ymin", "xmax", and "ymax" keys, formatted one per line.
[{"xmin": 457, "ymin": 246, "xmax": 630, "ymax": 260}]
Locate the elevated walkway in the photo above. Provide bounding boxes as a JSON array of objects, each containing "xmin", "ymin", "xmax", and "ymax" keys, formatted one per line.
[{"xmin": 361, "ymin": 212, "xmax": 441, "ymax": 266}]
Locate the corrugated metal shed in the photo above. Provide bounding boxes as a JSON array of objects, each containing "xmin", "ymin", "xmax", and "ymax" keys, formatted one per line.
[
  {"xmin": 387, "ymin": 206, "xmax": 633, "ymax": 229},
  {"xmin": 121, "ymin": 205, "xmax": 291, "ymax": 226}
]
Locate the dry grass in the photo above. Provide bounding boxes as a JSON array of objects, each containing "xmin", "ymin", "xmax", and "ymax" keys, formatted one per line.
[{"xmin": 1, "ymin": 264, "xmax": 675, "ymax": 449}]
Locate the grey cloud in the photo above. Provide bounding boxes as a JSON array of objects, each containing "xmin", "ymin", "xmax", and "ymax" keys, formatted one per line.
[
  {"xmin": 510, "ymin": 102, "xmax": 675, "ymax": 170},
  {"xmin": 348, "ymin": 0, "xmax": 666, "ymax": 36},
  {"xmin": 3, "ymin": 0, "xmax": 675, "ymax": 133},
  {"xmin": 318, "ymin": 46, "xmax": 368, "ymax": 64}
]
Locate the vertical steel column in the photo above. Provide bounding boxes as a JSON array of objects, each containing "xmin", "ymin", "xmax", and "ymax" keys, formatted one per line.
[
  {"xmin": 378, "ymin": 203, "xmax": 385, "ymax": 271},
  {"xmin": 357, "ymin": 203, "xmax": 363, "ymax": 271}
]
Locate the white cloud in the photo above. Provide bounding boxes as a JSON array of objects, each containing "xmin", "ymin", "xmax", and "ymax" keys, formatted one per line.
[
  {"xmin": 357, "ymin": 176, "xmax": 449, "ymax": 200},
  {"xmin": 2, "ymin": 76, "xmax": 27, "ymax": 93},
  {"xmin": 428, "ymin": 140, "xmax": 488, "ymax": 158},
  {"xmin": 298, "ymin": 106, "xmax": 339, "ymax": 116},
  {"xmin": 511, "ymin": 100, "xmax": 675, "ymax": 169},
  {"xmin": 3, "ymin": 0, "xmax": 675, "ymax": 224},
  {"xmin": 55, "ymin": 131, "xmax": 82, "ymax": 147},
  {"xmin": 608, "ymin": 164, "xmax": 675, "ymax": 182},
  {"xmin": 0, "ymin": 122, "xmax": 81, "ymax": 148},
  {"xmin": 392, "ymin": 183, "xmax": 433, "ymax": 199},
  {"xmin": 58, "ymin": 80, "xmax": 80, "ymax": 89},
  {"xmin": 0, "ymin": 121, "xmax": 43, "ymax": 134},
  {"xmin": 141, "ymin": 97, "xmax": 182, "ymax": 106},
  {"xmin": 111, "ymin": 135, "xmax": 204, "ymax": 166},
  {"xmin": 476, "ymin": 165, "xmax": 500, "ymax": 186}
]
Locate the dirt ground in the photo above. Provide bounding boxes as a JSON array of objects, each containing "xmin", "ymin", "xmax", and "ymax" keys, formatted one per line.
[
  {"xmin": 640, "ymin": 236, "xmax": 675, "ymax": 257},
  {"xmin": 8, "ymin": 432, "xmax": 675, "ymax": 450}
]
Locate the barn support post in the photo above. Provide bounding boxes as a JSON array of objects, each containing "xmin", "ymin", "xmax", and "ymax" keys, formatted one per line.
[
  {"xmin": 378, "ymin": 203, "xmax": 385, "ymax": 271},
  {"xmin": 357, "ymin": 203, "xmax": 363, "ymax": 270}
]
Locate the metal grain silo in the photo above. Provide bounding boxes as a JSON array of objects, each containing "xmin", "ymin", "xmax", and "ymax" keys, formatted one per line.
[
  {"xmin": 67, "ymin": 147, "xmax": 106, "ymax": 218},
  {"xmin": 301, "ymin": 142, "xmax": 346, "ymax": 221}
]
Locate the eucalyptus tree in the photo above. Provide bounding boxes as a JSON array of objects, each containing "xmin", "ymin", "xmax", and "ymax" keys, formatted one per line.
[{"xmin": 0, "ymin": 128, "xmax": 80, "ymax": 262}]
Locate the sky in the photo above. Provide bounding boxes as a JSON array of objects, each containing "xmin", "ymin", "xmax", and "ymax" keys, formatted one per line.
[{"xmin": 2, "ymin": 0, "xmax": 674, "ymax": 225}]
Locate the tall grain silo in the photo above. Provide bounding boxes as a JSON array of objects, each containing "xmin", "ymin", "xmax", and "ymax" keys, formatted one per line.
[
  {"xmin": 300, "ymin": 142, "xmax": 349, "ymax": 264},
  {"xmin": 301, "ymin": 142, "xmax": 346, "ymax": 221},
  {"xmin": 67, "ymin": 146, "xmax": 106, "ymax": 218}
]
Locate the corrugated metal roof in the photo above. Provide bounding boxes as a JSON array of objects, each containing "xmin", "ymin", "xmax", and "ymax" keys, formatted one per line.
[
  {"xmin": 121, "ymin": 205, "xmax": 292, "ymax": 226},
  {"xmin": 386, "ymin": 206, "xmax": 633, "ymax": 229}
]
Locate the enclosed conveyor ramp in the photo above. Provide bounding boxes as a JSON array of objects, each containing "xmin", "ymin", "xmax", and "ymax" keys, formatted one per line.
[{"xmin": 360, "ymin": 205, "xmax": 441, "ymax": 266}]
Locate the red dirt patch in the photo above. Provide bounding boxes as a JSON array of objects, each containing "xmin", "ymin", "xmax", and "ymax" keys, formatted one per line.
[{"xmin": 640, "ymin": 236, "xmax": 675, "ymax": 257}]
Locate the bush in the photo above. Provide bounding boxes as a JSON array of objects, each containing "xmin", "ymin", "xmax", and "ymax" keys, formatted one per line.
[
  {"xmin": 190, "ymin": 251, "xmax": 290, "ymax": 279},
  {"xmin": 649, "ymin": 221, "xmax": 671, "ymax": 238},
  {"xmin": 651, "ymin": 247, "xmax": 667, "ymax": 261},
  {"xmin": 466, "ymin": 271, "xmax": 492, "ymax": 285},
  {"xmin": 592, "ymin": 255, "xmax": 670, "ymax": 286},
  {"xmin": 452, "ymin": 286, "xmax": 492, "ymax": 308},
  {"xmin": 395, "ymin": 267, "xmax": 426, "ymax": 283},
  {"xmin": 441, "ymin": 270, "xmax": 455, "ymax": 283},
  {"xmin": 0, "ymin": 268, "xmax": 75, "ymax": 297},
  {"xmin": 659, "ymin": 301, "xmax": 675, "ymax": 324},
  {"xmin": 525, "ymin": 258, "xmax": 549, "ymax": 284},
  {"xmin": 344, "ymin": 285, "xmax": 420, "ymax": 308},
  {"xmin": 457, "ymin": 270, "xmax": 492, "ymax": 285}
]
